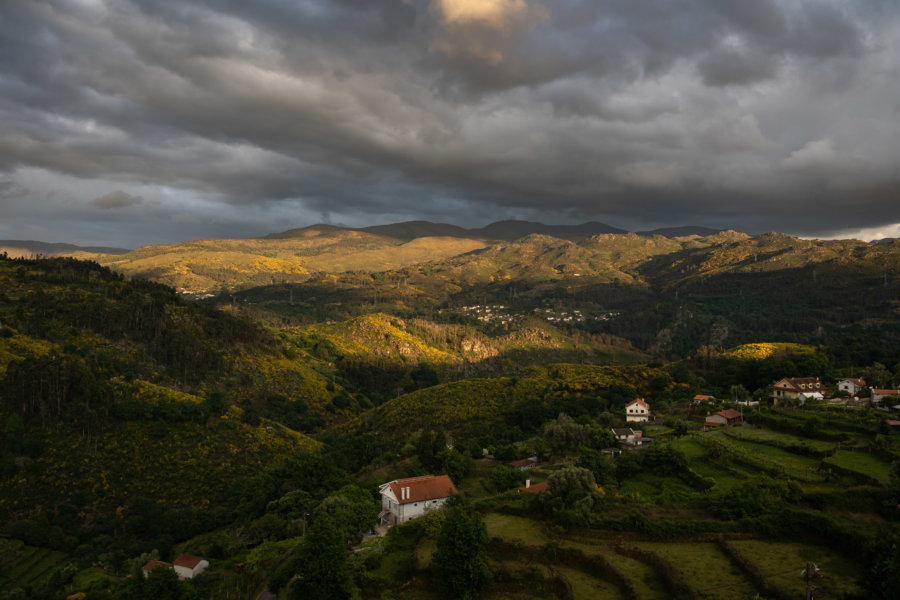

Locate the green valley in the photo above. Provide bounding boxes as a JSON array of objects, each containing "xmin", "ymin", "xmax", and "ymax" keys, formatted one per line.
[{"xmin": 2, "ymin": 224, "xmax": 900, "ymax": 599}]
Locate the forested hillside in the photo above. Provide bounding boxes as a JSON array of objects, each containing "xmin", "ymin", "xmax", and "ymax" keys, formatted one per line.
[{"xmin": 3, "ymin": 238, "xmax": 900, "ymax": 599}]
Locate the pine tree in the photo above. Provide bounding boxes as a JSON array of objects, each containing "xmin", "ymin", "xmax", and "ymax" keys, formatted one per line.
[
  {"xmin": 433, "ymin": 506, "xmax": 491, "ymax": 599},
  {"xmin": 290, "ymin": 513, "xmax": 352, "ymax": 600}
]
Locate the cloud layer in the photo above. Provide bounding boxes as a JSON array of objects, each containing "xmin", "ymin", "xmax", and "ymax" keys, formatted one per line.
[{"xmin": 1, "ymin": 0, "xmax": 899, "ymax": 246}]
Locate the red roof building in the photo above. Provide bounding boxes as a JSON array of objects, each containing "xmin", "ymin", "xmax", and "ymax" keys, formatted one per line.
[
  {"xmin": 141, "ymin": 560, "xmax": 171, "ymax": 578},
  {"xmin": 172, "ymin": 554, "xmax": 209, "ymax": 579},
  {"xmin": 379, "ymin": 475, "xmax": 458, "ymax": 525},
  {"xmin": 705, "ymin": 409, "xmax": 743, "ymax": 427},
  {"xmin": 517, "ymin": 480, "xmax": 547, "ymax": 494},
  {"xmin": 626, "ymin": 398, "xmax": 651, "ymax": 423},
  {"xmin": 771, "ymin": 377, "xmax": 825, "ymax": 405}
]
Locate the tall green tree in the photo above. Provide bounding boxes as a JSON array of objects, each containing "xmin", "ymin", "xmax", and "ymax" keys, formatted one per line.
[
  {"xmin": 290, "ymin": 513, "xmax": 352, "ymax": 600},
  {"xmin": 433, "ymin": 506, "xmax": 492, "ymax": 599}
]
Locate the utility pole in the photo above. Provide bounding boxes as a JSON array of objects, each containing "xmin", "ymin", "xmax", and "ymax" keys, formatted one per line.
[{"xmin": 802, "ymin": 561, "xmax": 820, "ymax": 600}]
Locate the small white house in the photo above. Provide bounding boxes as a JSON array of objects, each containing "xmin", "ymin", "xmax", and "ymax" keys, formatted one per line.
[
  {"xmin": 173, "ymin": 554, "xmax": 209, "ymax": 580},
  {"xmin": 610, "ymin": 428, "xmax": 651, "ymax": 448},
  {"xmin": 625, "ymin": 398, "xmax": 651, "ymax": 423},
  {"xmin": 379, "ymin": 474, "xmax": 457, "ymax": 526},
  {"xmin": 837, "ymin": 378, "xmax": 866, "ymax": 396}
]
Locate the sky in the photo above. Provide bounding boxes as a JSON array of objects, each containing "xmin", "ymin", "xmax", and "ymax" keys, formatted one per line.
[{"xmin": 1, "ymin": 0, "xmax": 900, "ymax": 248}]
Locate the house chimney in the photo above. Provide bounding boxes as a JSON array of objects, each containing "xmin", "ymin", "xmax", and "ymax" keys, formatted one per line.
[{"xmin": 525, "ymin": 479, "xmax": 531, "ymax": 488}]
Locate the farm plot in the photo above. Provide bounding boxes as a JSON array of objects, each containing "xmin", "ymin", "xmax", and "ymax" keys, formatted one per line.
[
  {"xmin": 556, "ymin": 565, "xmax": 622, "ymax": 600},
  {"xmin": 824, "ymin": 450, "xmax": 892, "ymax": 485},
  {"xmin": 560, "ymin": 539, "xmax": 668, "ymax": 600},
  {"xmin": 729, "ymin": 539, "xmax": 864, "ymax": 599},
  {"xmin": 724, "ymin": 427, "xmax": 836, "ymax": 454},
  {"xmin": 635, "ymin": 541, "xmax": 756, "ymax": 600},
  {"xmin": 708, "ymin": 434, "xmax": 825, "ymax": 481},
  {"xmin": 483, "ymin": 514, "xmax": 549, "ymax": 546},
  {"xmin": 618, "ymin": 473, "xmax": 697, "ymax": 503},
  {"xmin": 0, "ymin": 542, "xmax": 68, "ymax": 591}
]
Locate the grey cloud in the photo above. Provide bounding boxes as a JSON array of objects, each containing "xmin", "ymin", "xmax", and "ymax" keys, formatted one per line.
[
  {"xmin": 91, "ymin": 191, "xmax": 144, "ymax": 209},
  {"xmin": 0, "ymin": 0, "xmax": 897, "ymax": 244},
  {"xmin": 698, "ymin": 49, "xmax": 780, "ymax": 87}
]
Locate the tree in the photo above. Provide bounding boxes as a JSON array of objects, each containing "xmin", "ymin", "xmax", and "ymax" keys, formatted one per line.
[
  {"xmin": 144, "ymin": 565, "xmax": 183, "ymax": 600},
  {"xmin": 491, "ymin": 465, "xmax": 526, "ymax": 492},
  {"xmin": 546, "ymin": 466, "xmax": 599, "ymax": 511},
  {"xmin": 290, "ymin": 513, "xmax": 352, "ymax": 600},
  {"xmin": 864, "ymin": 362, "xmax": 893, "ymax": 389},
  {"xmin": 729, "ymin": 384, "xmax": 749, "ymax": 403},
  {"xmin": 438, "ymin": 447, "xmax": 472, "ymax": 485},
  {"xmin": 544, "ymin": 413, "xmax": 588, "ymax": 455},
  {"xmin": 433, "ymin": 507, "xmax": 492, "ymax": 599}
]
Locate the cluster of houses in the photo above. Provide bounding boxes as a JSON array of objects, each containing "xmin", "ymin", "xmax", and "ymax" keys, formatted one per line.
[
  {"xmin": 687, "ymin": 377, "xmax": 900, "ymax": 409},
  {"xmin": 374, "ymin": 377, "xmax": 898, "ymax": 530},
  {"xmin": 771, "ymin": 377, "xmax": 900, "ymax": 409}
]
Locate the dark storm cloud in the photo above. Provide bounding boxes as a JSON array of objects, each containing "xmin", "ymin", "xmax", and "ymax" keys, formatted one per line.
[
  {"xmin": 0, "ymin": 0, "xmax": 898, "ymax": 245},
  {"xmin": 91, "ymin": 191, "xmax": 143, "ymax": 209}
]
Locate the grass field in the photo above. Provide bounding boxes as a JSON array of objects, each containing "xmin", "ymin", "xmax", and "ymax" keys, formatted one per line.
[
  {"xmin": 707, "ymin": 432, "xmax": 824, "ymax": 481},
  {"xmin": 730, "ymin": 539, "xmax": 864, "ymax": 599},
  {"xmin": 560, "ymin": 539, "xmax": 668, "ymax": 599},
  {"xmin": 724, "ymin": 427, "xmax": 836, "ymax": 453},
  {"xmin": 824, "ymin": 450, "xmax": 893, "ymax": 484},
  {"xmin": 618, "ymin": 473, "xmax": 697, "ymax": 502},
  {"xmin": 483, "ymin": 514, "xmax": 550, "ymax": 546},
  {"xmin": 0, "ymin": 541, "xmax": 68, "ymax": 592},
  {"xmin": 556, "ymin": 565, "xmax": 622, "ymax": 599},
  {"xmin": 635, "ymin": 541, "xmax": 754, "ymax": 600}
]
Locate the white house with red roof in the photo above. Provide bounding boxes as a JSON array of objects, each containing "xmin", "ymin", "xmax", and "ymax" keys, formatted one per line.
[
  {"xmin": 837, "ymin": 378, "xmax": 866, "ymax": 396},
  {"xmin": 141, "ymin": 560, "xmax": 171, "ymax": 578},
  {"xmin": 625, "ymin": 398, "xmax": 651, "ymax": 423},
  {"xmin": 378, "ymin": 474, "xmax": 458, "ymax": 525},
  {"xmin": 871, "ymin": 388, "xmax": 900, "ymax": 405},
  {"xmin": 173, "ymin": 554, "xmax": 209, "ymax": 579}
]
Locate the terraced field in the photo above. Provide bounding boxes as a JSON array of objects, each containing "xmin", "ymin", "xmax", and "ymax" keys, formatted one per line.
[
  {"xmin": 824, "ymin": 449, "xmax": 893, "ymax": 484},
  {"xmin": 729, "ymin": 539, "xmax": 865, "ymax": 599},
  {"xmin": 635, "ymin": 541, "xmax": 752, "ymax": 600},
  {"xmin": 556, "ymin": 565, "xmax": 622, "ymax": 599},
  {"xmin": 722, "ymin": 426, "xmax": 836, "ymax": 453},
  {"xmin": 0, "ymin": 539, "xmax": 69, "ymax": 592},
  {"xmin": 561, "ymin": 539, "xmax": 668, "ymax": 599}
]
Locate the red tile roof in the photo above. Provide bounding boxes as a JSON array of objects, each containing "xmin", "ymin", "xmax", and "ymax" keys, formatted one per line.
[
  {"xmin": 716, "ymin": 409, "xmax": 743, "ymax": 420},
  {"xmin": 693, "ymin": 394, "xmax": 714, "ymax": 401},
  {"xmin": 843, "ymin": 378, "xmax": 865, "ymax": 386},
  {"xmin": 872, "ymin": 389, "xmax": 900, "ymax": 395},
  {"xmin": 389, "ymin": 475, "xmax": 457, "ymax": 505},
  {"xmin": 142, "ymin": 560, "xmax": 171, "ymax": 572},
  {"xmin": 774, "ymin": 377, "xmax": 824, "ymax": 392},
  {"xmin": 627, "ymin": 398, "xmax": 649, "ymax": 409},
  {"xmin": 517, "ymin": 482, "xmax": 547, "ymax": 494},
  {"xmin": 173, "ymin": 554, "xmax": 204, "ymax": 569}
]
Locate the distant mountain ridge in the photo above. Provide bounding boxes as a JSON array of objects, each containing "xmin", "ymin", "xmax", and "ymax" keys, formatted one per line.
[
  {"xmin": 0, "ymin": 240, "xmax": 130, "ymax": 257},
  {"xmin": 267, "ymin": 219, "xmax": 720, "ymax": 242}
]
